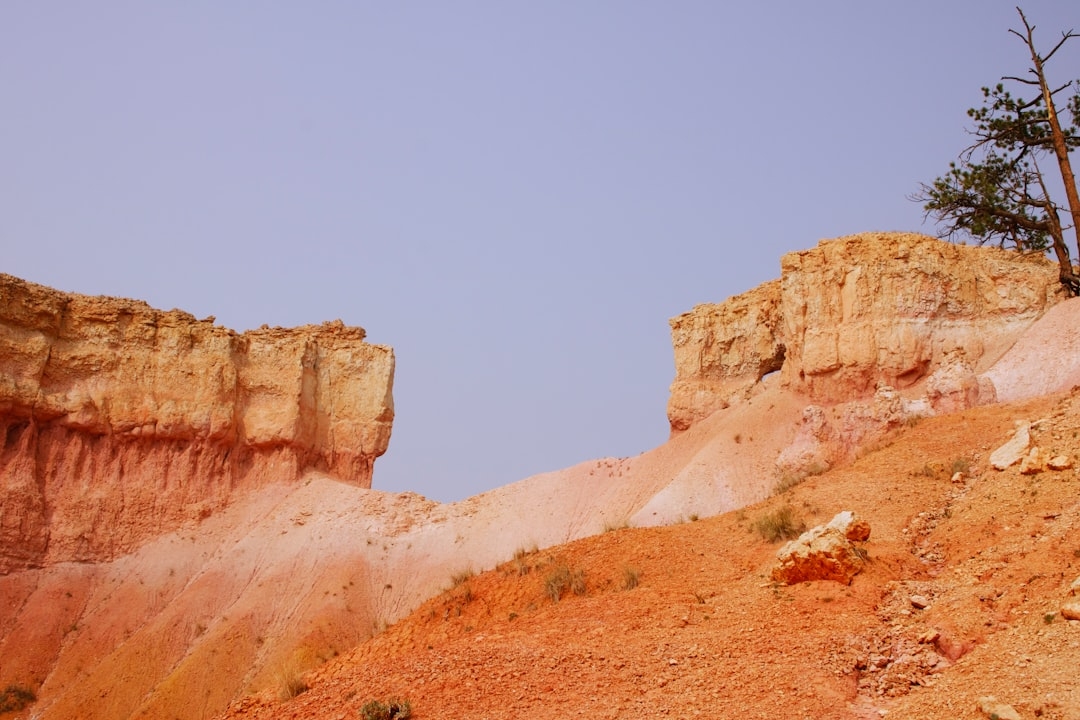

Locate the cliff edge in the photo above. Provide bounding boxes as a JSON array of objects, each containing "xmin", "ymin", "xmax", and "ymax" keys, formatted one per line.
[
  {"xmin": 0, "ymin": 274, "xmax": 394, "ymax": 571},
  {"xmin": 668, "ymin": 233, "xmax": 1061, "ymax": 433}
]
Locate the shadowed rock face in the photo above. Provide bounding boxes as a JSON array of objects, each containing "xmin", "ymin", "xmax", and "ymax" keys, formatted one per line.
[
  {"xmin": 0, "ymin": 274, "xmax": 394, "ymax": 570},
  {"xmin": 668, "ymin": 233, "xmax": 1061, "ymax": 433}
]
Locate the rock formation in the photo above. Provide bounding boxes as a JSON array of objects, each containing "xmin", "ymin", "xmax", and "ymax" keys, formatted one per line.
[
  {"xmin": 668, "ymin": 233, "xmax": 1060, "ymax": 433},
  {"xmin": 771, "ymin": 510, "xmax": 871, "ymax": 585},
  {"xmin": 0, "ymin": 274, "xmax": 394, "ymax": 571},
  {"xmin": 667, "ymin": 280, "xmax": 783, "ymax": 432}
]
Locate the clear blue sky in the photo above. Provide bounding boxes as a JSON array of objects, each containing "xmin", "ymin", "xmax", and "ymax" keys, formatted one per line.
[{"xmin": 4, "ymin": 2, "xmax": 1077, "ymax": 502}]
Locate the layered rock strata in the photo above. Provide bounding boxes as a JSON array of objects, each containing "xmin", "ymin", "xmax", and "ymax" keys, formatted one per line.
[
  {"xmin": 0, "ymin": 274, "xmax": 394, "ymax": 571},
  {"xmin": 668, "ymin": 233, "xmax": 1060, "ymax": 432}
]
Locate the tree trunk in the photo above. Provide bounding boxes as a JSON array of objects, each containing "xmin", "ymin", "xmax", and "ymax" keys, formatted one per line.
[{"xmin": 1021, "ymin": 10, "xmax": 1080, "ymax": 295}]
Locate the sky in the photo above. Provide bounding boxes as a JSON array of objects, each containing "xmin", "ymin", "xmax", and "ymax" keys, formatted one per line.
[{"xmin": 3, "ymin": 2, "xmax": 1078, "ymax": 502}]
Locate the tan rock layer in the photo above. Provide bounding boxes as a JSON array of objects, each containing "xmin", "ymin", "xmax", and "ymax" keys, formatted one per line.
[
  {"xmin": 667, "ymin": 279, "xmax": 783, "ymax": 432},
  {"xmin": 0, "ymin": 274, "xmax": 394, "ymax": 570},
  {"xmin": 668, "ymin": 233, "xmax": 1060, "ymax": 432}
]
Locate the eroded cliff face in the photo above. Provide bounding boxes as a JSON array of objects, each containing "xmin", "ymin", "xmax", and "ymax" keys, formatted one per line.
[
  {"xmin": 668, "ymin": 233, "xmax": 1060, "ymax": 432},
  {"xmin": 0, "ymin": 274, "xmax": 394, "ymax": 571},
  {"xmin": 667, "ymin": 280, "xmax": 784, "ymax": 433}
]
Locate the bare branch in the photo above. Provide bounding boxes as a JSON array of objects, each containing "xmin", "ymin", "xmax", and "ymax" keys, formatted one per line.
[
  {"xmin": 1003, "ymin": 74, "xmax": 1040, "ymax": 86},
  {"xmin": 1042, "ymin": 30, "xmax": 1078, "ymax": 63}
]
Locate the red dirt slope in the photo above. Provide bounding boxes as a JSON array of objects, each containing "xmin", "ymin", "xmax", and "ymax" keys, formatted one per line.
[{"xmin": 221, "ymin": 391, "xmax": 1080, "ymax": 720}]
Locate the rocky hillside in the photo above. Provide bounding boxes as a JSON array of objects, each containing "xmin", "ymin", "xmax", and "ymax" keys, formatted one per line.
[
  {"xmin": 220, "ymin": 391, "xmax": 1080, "ymax": 720},
  {"xmin": 3, "ymin": 233, "xmax": 1080, "ymax": 720}
]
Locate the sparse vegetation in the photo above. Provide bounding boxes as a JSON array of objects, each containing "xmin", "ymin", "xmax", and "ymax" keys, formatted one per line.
[
  {"xmin": 602, "ymin": 519, "xmax": 629, "ymax": 533},
  {"xmin": 621, "ymin": 565, "xmax": 641, "ymax": 590},
  {"xmin": 0, "ymin": 685, "xmax": 36, "ymax": 713},
  {"xmin": 545, "ymin": 564, "xmax": 586, "ymax": 602},
  {"xmin": 508, "ymin": 545, "xmax": 539, "ymax": 576},
  {"xmin": 275, "ymin": 663, "xmax": 309, "ymax": 701},
  {"xmin": 359, "ymin": 697, "xmax": 413, "ymax": 720},
  {"xmin": 773, "ymin": 462, "xmax": 827, "ymax": 495},
  {"xmin": 450, "ymin": 569, "xmax": 474, "ymax": 586},
  {"xmin": 753, "ymin": 505, "xmax": 807, "ymax": 543},
  {"xmin": 950, "ymin": 456, "xmax": 971, "ymax": 476}
]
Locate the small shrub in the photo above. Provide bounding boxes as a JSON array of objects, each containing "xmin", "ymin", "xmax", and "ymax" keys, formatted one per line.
[
  {"xmin": 915, "ymin": 463, "xmax": 938, "ymax": 478},
  {"xmin": 753, "ymin": 505, "xmax": 807, "ymax": 543},
  {"xmin": 950, "ymin": 456, "xmax": 971, "ymax": 475},
  {"xmin": 275, "ymin": 664, "xmax": 308, "ymax": 701},
  {"xmin": 450, "ymin": 569, "xmax": 474, "ymax": 587},
  {"xmin": 360, "ymin": 697, "xmax": 413, "ymax": 720},
  {"xmin": 773, "ymin": 462, "xmax": 827, "ymax": 495},
  {"xmin": 1044, "ymin": 612, "xmax": 1056, "ymax": 624},
  {"xmin": 903, "ymin": 414, "xmax": 923, "ymax": 428},
  {"xmin": 545, "ymin": 564, "xmax": 586, "ymax": 602},
  {"xmin": 0, "ymin": 685, "xmax": 36, "ymax": 713},
  {"xmin": 621, "ymin": 565, "xmax": 641, "ymax": 590},
  {"xmin": 511, "ymin": 546, "xmax": 537, "ymax": 576}
]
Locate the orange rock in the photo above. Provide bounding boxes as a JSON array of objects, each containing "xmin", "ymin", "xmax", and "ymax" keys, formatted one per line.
[{"xmin": 771, "ymin": 511, "xmax": 869, "ymax": 585}]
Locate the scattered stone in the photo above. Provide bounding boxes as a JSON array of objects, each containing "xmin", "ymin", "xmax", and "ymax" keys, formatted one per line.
[
  {"xmin": 990, "ymin": 423, "xmax": 1031, "ymax": 470},
  {"xmin": 1019, "ymin": 446, "xmax": 1045, "ymax": 475},
  {"xmin": 771, "ymin": 511, "xmax": 869, "ymax": 585},
  {"xmin": 1048, "ymin": 455, "xmax": 1074, "ymax": 471},
  {"xmin": 1062, "ymin": 602, "xmax": 1080, "ymax": 621},
  {"xmin": 917, "ymin": 628, "xmax": 940, "ymax": 644},
  {"xmin": 910, "ymin": 595, "xmax": 931, "ymax": 610},
  {"xmin": 1070, "ymin": 577, "xmax": 1080, "ymax": 596},
  {"xmin": 950, "ymin": 471, "xmax": 965, "ymax": 483},
  {"xmin": 978, "ymin": 696, "xmax": 1022, "ymax": 720}
]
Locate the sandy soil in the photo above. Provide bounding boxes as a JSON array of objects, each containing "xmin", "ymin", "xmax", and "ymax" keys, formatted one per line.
[{"xmin": 219, "ymin": 389, "xmax": 1080, "ymax": 720}]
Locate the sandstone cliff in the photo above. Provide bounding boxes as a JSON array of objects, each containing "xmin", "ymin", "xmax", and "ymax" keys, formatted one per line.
[
  {"xmin": 0, "ymin": 274, "xmax": 394, "ymax": 571},
  {"xmin": 668, "ymin": 233, "xmax": 1061, "ymax": 432}
]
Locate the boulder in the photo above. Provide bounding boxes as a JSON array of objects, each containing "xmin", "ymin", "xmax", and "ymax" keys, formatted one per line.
[
  {"xmin": 771, "ymin": 511, "xmax": 870, "ymax": 585},
  {"xmin": 1019, "ymin": 446, "xmax": 1046, "ymax": 475},
  {"xmin": 990, "ymin": 423, "xmax": 1032, "ymax": 470},
  {"xmin": 978, "ymin": 697, "xmax": 1022, "ymax": 720},
  {"xmin": 1048, "ymin": 454, "xmax": 1074, "ymax": 471}
]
